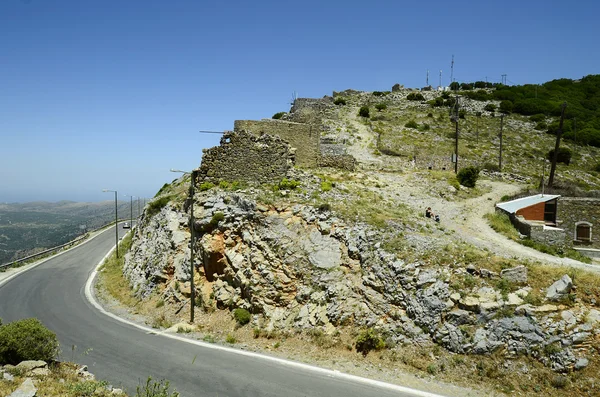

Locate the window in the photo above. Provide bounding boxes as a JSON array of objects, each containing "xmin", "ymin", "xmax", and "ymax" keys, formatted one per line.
[{"xmin": 575, "ymin": 222, "xmax": 592, "ymax": 242}]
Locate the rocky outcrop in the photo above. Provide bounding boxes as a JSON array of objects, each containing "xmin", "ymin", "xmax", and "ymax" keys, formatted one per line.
[{"xmin": 124, "ymin": 189, "xmax": 599, "ymax": 372}]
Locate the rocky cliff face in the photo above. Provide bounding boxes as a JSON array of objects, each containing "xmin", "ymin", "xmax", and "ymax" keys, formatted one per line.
[{"xmin": 124, "ymin": 187, "xmax": 599, "ymax": 373}]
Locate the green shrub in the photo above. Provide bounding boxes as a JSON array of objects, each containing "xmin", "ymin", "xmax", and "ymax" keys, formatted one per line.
[
  {"xmin": 209, "ymin": 212, "xmax": 225, "ymax": 228},
  {"xmin": 272, "ymin": 112, "xmax": 286, "ymax": 119},
  {"xmin": 593, "ymin": 163, "xmax": 600, "ymax": 172},
  {"xmin": 484, "ymin": 103, "xmax": 497, "ymax": 112},
  {"xmin": 530, "ymin": 113, "xmax": 546, "ymax": 122},
  {"xmin": 457, "ymin": 166, "xmax": 480, "ymax": 188},
  {"xmin": 427, "ymin": 112, "xmax": 434, "ymax": 118},
  {"xmin": 358, "ymin": 106, "xmax": 370, "ymax": 118},
  {"xmin": 407, "ymin": 92, "xmax": 425, "ymax": 101},
  {"xmin": 333, "ymin": 97, "xmax": 347, "ymax": 105},
  {"xmin": 147, "ymin": 196, "xmax": 171, "ymax": 217},
  {"xmin": 535, "ymin": 122, "xmax": 548, "ymax": 131},
  {"xmin": 278, "ymin": 178, "xmax": 300, "ymax": 190},
  {"xmin": 499, "ymin": 100, "xmax": 514, "ymax": 114},
  {"xmin": 460, "ymin": 82, "xmax": 473, "ymax": 90},
  {"xmin": 547, "ymin": 147, "xmax": 572, "ymax": 165},
  {"xmin": 0, "ymin": 318, "xmax": 59, "ymax": 365},
  {"xmin": 459, "ymin": 110, "xmax": 466, "ymax": 119},
  {"xmin": 372, "ymin": 91, "xmax": 387, "ymax": 97},
  {"xmin": 449, "ymin": 82, "xmax": 460, "ymax": 91},
  {"xmin": 199, "ymin": 182, "xmax": 215, "ymax": 191},
  {"xmin": 136, "ymin": 377, "xmax": 179, "ymax": 397},
  {"xmin": 320, "ymin": 181, "xmax": 333, "ymax": 192},
  {"xmin": 405, "ymin": 120, "xmax": 419, "ymax": 129},
  {"xmin": 375, "ymin": 103, "xmax": 387, "ymax": 112},
  {"xmin": 318, "ymin": 203, "xmax": 331, "ymax": 212},
  {"xmin": 355, "ymin": 328, "xmax": 385, "ymax": 356},
  {"xmin": 233, "ymin": 308, "xmax": 251, "ymax": 326}
]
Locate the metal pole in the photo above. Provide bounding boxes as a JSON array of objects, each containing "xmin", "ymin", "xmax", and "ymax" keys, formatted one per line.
[
  {"xmin": 130, "ymin": 196, "xmax": 133, "ymax": 228},
  {"xmin": 499, "ymin": 115, "xmax": 504, "ymax": 172},
  {"xmin": 114, "ymin": 191, "xmax": 119, "ymax": 259},
  {"xmin": 137, "ymin": 199, "xmax": 140, "ymax": 219},
  {"xmin": 190, "ymin": 170, "xmax": 196, "ymax": 323}
]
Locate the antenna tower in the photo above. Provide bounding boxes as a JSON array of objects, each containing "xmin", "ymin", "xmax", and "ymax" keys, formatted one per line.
[
  {"xmin": 450, "ymin": 55, "xmax": 455, "ymax": 85},
  {"xmin": 439, "ymin": 70, "xmax": 442, "ymax": 88},
  {"xmin": 426, "ymin": 70, "xmax": 429, "ymax": 87}
]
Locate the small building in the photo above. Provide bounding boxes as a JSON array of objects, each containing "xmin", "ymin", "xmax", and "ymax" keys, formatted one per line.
[
  {"xmin": 495, "ymin": 194, "xmax": 565, "ymax": 247},
  {"xmin": 496, "ymin": 194, "xmax": 560, "ymax": 225}
]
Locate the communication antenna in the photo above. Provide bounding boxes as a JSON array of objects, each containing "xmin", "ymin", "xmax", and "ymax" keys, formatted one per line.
[
  {"xmin": 450, "ymin": 55, "xmax": 455, "ymax": 85},
  {"xmin": 426, "ymin": 70, "xmax": 429, "ymax": 87},
  {"xmin": 290, "ymin": 91, "xmax": 298, "ymax": 106},
  {"xmin": 501, "ymin": 74, "xmax": 507, "ymax": 85},
  {"xmin": 439, "ymin": 70, "xmax": 442, "ymax": 89}
]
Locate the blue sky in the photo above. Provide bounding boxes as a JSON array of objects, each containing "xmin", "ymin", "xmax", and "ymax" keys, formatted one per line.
[{"xmin": 1, "ymin": 0, "xmax": 598, "ymax": 203}]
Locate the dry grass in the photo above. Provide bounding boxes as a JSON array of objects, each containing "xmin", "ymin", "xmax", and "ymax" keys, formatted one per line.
[{"xmin": 0, "ymin": 362, "xmax": 117, "ymax": 397}]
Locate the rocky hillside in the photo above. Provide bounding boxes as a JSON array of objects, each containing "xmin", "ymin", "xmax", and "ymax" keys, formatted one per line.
[{"xmin": 115, "ymin": 86, "xmax": 600, "ymax": 396}]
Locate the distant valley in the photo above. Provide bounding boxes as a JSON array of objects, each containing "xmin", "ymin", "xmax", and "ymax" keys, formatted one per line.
[{"xmin": 0, "ymin": 200, "xmax": 143, "ymax": 264}]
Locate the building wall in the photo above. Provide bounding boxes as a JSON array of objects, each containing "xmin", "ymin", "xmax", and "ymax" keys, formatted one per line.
[
  {"xmin": 234, "ymin": 119, "xmax": 320, "ymax": 168},
  {"xmin": 197, "ymin": 131, "xmax": 294, "ymax": 185},
  {"xmin": 516, "ymin": 202, "xmax": 546, "ymax": 221},
  {"xmin": 558, "ymin": 197, "xmax": 600, "ymax": 248}
]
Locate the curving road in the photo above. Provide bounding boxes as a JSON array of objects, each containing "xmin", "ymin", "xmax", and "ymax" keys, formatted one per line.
[{"xmin": 0, "ymin": 226, "xmax": 445, "ymax": 397}]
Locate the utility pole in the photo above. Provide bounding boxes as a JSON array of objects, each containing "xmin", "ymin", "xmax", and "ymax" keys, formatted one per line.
[
  {"xmin": 548, "ymin": 102, "xmax": 568, "ymax": 188},
  {"xmin": 499, "ymin": 114, "xmax": 504, "ymax": 171},
  {"xmin": 454, "ymin": 95, "xmax": 460, "ymax": 173}
]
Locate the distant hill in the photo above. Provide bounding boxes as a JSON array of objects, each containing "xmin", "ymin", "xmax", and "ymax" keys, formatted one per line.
[{"xmin": 0, "ymin": 200, "xmax": 143, "ymax": 264}]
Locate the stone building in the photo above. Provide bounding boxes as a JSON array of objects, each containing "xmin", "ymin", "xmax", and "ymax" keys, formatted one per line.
[
  {"xmin": 234, "ymin": 119, "xmax": 320, "ymax": 168},
  {"xmin": 558, "ymin": 197, "xmax": 600, "ymax": 249},
  {"xmin": 196, "ymin": 130, "xmax": 294, "ymax": 185}
]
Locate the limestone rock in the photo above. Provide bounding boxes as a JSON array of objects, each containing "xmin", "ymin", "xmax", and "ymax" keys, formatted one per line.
[
  {"xmin": 546, "ymin": 275, "xmax": 573, "ymax": 301},
  {"xmin": 15, "ymin": 361, "xmax": 47, "ymax": 372},
  {"xmin": 500, "ymin": 265, "xmax": 528, "ymax": 284},
  {"xmin": 8, "ymin": 378, "xmax": 37, "ymax": 397}
]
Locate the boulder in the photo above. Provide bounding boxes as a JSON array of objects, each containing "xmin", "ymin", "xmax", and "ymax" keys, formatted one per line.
[
  {"xmin": 546, "ymin": 275, "xmax": 573, "ymax": 301},
  {"xmin": 8, "ymin": 378, "xmax": 37, "ymax": 397},
  {"xmin": 500, "ymin": 265, "xmax": 528, "ymax": 284},
  {"xmin": 16, "ymin": 361, "xmax": 47, "ymax": 372}
]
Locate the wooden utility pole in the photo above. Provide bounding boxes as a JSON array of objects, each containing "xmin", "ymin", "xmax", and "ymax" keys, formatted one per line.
[
  {"xmin": 548, "ymin": 102, "xmax": 568, "ymax": 188},
  {"xmin": 499, "ymin": 115, "xmax": 504, "ymax": 171}
]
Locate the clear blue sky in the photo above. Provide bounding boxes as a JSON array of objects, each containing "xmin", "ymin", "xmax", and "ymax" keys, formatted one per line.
[{"xmin": 1, "ymin": 0, "xmax": 598, "ymax": 203}]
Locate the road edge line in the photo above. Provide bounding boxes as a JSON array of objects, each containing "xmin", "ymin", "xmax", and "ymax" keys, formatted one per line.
[{"xmin": 85, "ymin": 250, "xmax": 448, "ymax": 397}]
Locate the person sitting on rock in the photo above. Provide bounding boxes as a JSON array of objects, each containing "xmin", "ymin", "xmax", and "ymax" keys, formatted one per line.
[{"xmin": 425, "ymin": 207, "xmax": 433, "ymax": 218}]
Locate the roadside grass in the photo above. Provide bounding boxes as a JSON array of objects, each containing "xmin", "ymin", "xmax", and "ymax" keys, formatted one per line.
[
  {"xmin": 0, "ymin": 362, "xmax": 117, "ymax": 397},
  {"xmin": 96, "ymin": 232, "xmax": 140, "ymax": 308}
]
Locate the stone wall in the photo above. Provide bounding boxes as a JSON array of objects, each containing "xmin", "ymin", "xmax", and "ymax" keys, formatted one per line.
[
  {"xmin": 288, "ymin": 97, "xmax": 334, "ymax": 124},
  {"xmin": 530, "ymin": 224, "xmax": 566, "ymax": 248},
  {"xmin": 319, "ymin": 143, "xmax": 356, "ymax": 171},
  {"xmin": 197, "ymin": 131, "xmax": 294, "ymax": 185},
  {"xmin": 558, "ymin": 197, "xmax": 600, "ymax": 248},
  {"xmin": 496, "ymin": 210, "xmax": 566, "ymax": 247},
  {"xmin": 234, "ymin": 119, "xmax": 320, "ymax": 168}
]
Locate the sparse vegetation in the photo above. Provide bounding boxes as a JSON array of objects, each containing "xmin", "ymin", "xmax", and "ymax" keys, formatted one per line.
[
  {"xmin": 278, "ymin": 178, "xmax": 300, "ymax": 190},
  {"xmin": 375, "ymin": 103, "xmax": 387, "ymax": 112},
  {"xmin": 334, "ymin": 97, "xmax": 347, "ymax": 105},
  {"xmin": 272, "ymin": 112, "xmax": 286, "ymax": 119},
  {"xmin": 355, "ymin": 328, "xmax": 385, "ymax": 356},
  {"xmin": 135, "ymin": 377, "xmax": 179, "ymax": 397}
]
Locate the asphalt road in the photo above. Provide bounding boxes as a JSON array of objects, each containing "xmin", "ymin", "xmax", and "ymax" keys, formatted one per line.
[{"xmin": 0, "ymin": 226, "xmax": 443, "ymax": 397}]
